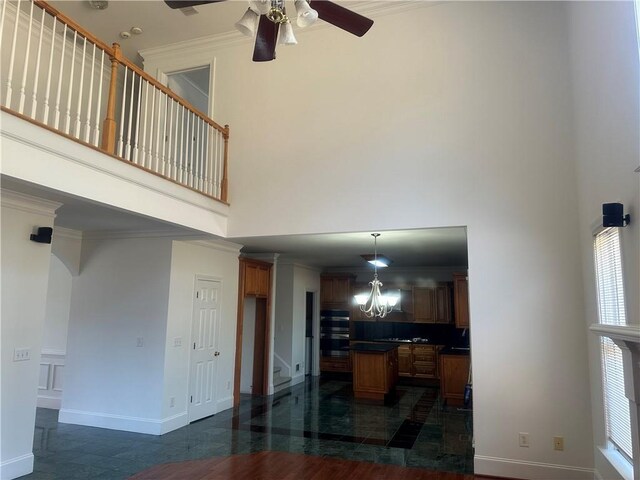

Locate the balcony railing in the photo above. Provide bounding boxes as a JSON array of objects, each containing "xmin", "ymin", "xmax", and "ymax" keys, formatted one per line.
[{"xmin": 0, "ymin": 0, "xmax": 229, "ymax": 202}]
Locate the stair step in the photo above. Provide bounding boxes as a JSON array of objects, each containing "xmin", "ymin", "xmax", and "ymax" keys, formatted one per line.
[
  {"xmin": 273, "ymin": 375, "xmax": 291, "ymax": 388},
  {"xmin": 273, "ymin": 366, "xmax": 282, "ymax": 375}
]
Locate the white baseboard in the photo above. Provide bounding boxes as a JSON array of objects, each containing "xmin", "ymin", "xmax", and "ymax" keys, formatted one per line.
[
  {"xmin": 290, "ymin": 373, "xmax": 305, "ymax": 386},
  {"xmin": 216, "ymin": 396, "xmax": 233, "ymax": 413},
  {"xmin": 159, "ymin": 412, "xmax": 188, "ymax": 435},
  {"xmin": 37, "ymin": 395, "xmax": 61, "ymax": 410},
  {"xmin": 475, "ymin": 455, "xmax": 595, "ymax": 480},
  {"xmin": 0, "ymin": 453, "xmax": 34, "ymax": 480},
  {"xmin": 59, "ymin": 409, "xmax": 172, "ymax": 435}
]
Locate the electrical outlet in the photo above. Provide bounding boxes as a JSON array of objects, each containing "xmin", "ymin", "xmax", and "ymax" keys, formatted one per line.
[
  {"xmin": 296, "ymin": 363, "xmax": 300, "ymax": 372},
  {"xmin": 553, "ymin": 436, "xmax": 564, "ymax": 451},
  {"xmin": 519, "ymin": 432, "xmax": 530, "ymax": 448},
  {"xmin": 170, "ymin": 397, "xmax": 175, "ymax": 408},
  {"xmin": 13, "ymin": 348, "xmax": 31, "ymax": 362},
  {"xmin": 136, "ymin": 337, "xmax": 144, "ymax": 347},
  {"xmin": 174, "ymin": 337, "xmax": 182, "ymax": 347}
]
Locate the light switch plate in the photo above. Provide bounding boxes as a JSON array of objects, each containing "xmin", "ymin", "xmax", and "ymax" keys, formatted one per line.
[{"xmin": 13, "ymin": 348, "xmax": 31, "ymax": 361}]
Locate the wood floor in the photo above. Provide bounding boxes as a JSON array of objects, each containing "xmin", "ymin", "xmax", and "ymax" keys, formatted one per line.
[{"xmin": 130, "ymin": 451, "xmax": 500, "ymax": 480}]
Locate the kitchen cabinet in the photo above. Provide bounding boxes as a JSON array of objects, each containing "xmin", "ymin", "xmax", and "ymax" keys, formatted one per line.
[
  {"xmin": 398, "ymin": 345, "xmax": 412, "ymax": 376},
  {"xmin": 241, "ymin": 259, "xmax": 271, "ymax": 298},
  {"xmin": 453, "ymin": 273, "xmax": 470, "ymax": 328},
  {"xmin": 413, "ymin": 285, "xmax": 452, "ymax": 324},
  {"xmin": 397, "ymin": 344, "xmax": 440, "ymax": 379},
  {"xmin": 321, "ymin": 274, "xmax": 355, "ymax": 308},
  {"xmin": 440, "ymin": 353, "xmax": 470, "ymax": 406},
  {"xmin": 351, "ymin": 344, "xmax": 398, "ymax": 401}
]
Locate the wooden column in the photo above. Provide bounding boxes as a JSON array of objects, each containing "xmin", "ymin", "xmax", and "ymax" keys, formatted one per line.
[
  {"xmin": 221, "ymin": 125, "xmax": 229, "ymax": 202},
  {"xmin": 101, "ymin": 42, "xmax": 121, "ymax": 154}
]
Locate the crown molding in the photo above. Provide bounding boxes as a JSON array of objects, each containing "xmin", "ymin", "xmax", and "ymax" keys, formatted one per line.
[
  {"xmin": 0, "ymin": 189, "xmax": 62, "ymax": 217},
  {"xmin": 184, "ymin": 238, "xmax": 243, "ymax": 254},
  {"xmin": 82, "ymin": 229, "xmax": 200, "ymax": 241},
  {"xmin": 53, "ymin": 227, "xmax": 84, "ymax": 241},
  {"xmin": 140, "ymin": 1, "xmax": 435, "ymax": 63}
]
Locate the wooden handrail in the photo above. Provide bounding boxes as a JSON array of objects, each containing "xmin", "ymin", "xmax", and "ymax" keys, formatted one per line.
[
  {"xmin": 33, "ymin": 1, "xmax": 115, "ymax": 55},
  {"xmin": 114, "ymin": 53, "xmax": 229, "ymax": 137}
]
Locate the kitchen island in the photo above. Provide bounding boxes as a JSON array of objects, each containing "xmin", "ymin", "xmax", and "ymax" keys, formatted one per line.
[{"xmin": 350, "ymin": 343, "xmax": 398, "ymax": 401}]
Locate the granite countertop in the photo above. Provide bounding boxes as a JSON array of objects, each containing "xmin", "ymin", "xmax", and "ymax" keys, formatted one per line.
[{"xmin": 349, "ymin": 343, "xmax": 398, "ymax": 353}]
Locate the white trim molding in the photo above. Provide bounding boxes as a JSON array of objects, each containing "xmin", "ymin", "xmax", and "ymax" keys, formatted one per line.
[
  {"xmin": 474, "ymin": 455, "xmax": 595, "ymax": 480},
  {"xmin": 0, "ymin": 189, "xmax": 62, "ymax": 216},
  {"xmin": 0, "ymin": 453, "xmax": 34, "ymax": 480},
  {"xmin": 58, "ymin": 409, "xmax": 189, "ymax": 436},
  {"xmin": 590, "ymin": 324, "xmax": 640, "ymax": 480}
]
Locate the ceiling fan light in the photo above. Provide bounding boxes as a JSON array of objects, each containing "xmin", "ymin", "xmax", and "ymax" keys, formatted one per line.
[
  {"xmin": 235, "ymin": 8, "xmax": 259, "ymax": 37},
  {"xmin": 249, "ymin": 0, "xmax": 270, "ymax": 15},
  {"xmin": 294, "ymin": 0, "xmax": 318, "ymax": 27},
  {"xmin": 278, "ymin": 20, "xmax": 297, "ymax": 45}
]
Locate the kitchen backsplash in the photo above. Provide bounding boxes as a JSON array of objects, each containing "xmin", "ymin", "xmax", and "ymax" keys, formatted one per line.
[{"xmin": 352, "ymin": 322, "xmax": 469, "ymax": 347}]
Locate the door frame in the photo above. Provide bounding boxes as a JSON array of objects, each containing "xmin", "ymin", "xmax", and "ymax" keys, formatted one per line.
[
  {"xmin": 233, "ymin": 258, "xmax": 273, "ymax": 406},
  {"xmin": 187, "ymin": 274, "xmax": 223, "ymax": 422}
]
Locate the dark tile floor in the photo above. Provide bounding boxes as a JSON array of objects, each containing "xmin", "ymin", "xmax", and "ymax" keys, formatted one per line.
[{"xmin": 23, "ymin": 377, "xmax": 473, "ymax": 479}]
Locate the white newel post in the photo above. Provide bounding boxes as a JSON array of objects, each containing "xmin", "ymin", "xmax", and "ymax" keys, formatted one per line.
[{"xmin": 590, "ymin": 324, "xmax": 640, "ymax": 480}]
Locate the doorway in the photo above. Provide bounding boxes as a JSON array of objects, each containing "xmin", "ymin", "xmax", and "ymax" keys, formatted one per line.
[
  {"xmin": 189, "ymin": 277, "xmax": 221, "ymax": 423},
  {"xmin": 305, "ymin": 292, "xmax": 314, "ymax": 376},
  {"xmin": 165, "ymin": 65, "xmax": 211, "ymax": 115}
]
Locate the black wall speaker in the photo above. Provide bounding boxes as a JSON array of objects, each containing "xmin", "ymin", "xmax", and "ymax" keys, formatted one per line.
[
  {"xmin": 602, "ymin": 203, "xmax": 630, "ymax": 227},
  {"xmin": 30, "ymin": 227, "xmax": 53, "ymax": 244}
]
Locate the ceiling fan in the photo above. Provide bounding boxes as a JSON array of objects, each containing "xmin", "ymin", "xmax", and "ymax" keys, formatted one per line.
[{"xmin": 164, "ymin": 0, "xmax": 374, "ymax": 62}]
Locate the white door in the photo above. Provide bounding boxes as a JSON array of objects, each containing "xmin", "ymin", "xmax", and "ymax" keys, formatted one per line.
[{"xmin": 189, "ymin": 278, "xmax": 221, "ymax": 422}]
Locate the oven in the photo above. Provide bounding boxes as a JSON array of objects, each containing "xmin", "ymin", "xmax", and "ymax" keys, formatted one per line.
[{"xmin": 320, "ymin": 309, "xmax": 350, "ymax": 357}]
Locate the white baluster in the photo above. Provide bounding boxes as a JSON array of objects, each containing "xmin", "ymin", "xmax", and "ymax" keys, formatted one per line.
[
  {"xmin": 147, "ymin": 84, "xmax": 156, "ymax": 169},
  {"xmin": 125, "ymin": 71, "xmax": 136, "ymax": 160},
  {"xmin": 42, "ymin": 16, "xmax": 57, "ymax": 124},
  {"xmin": 53, "ymin": 23, "xmax": 67, "ymax": 130},
  {"xmin": 84, "ymin": 43, "xmax": 96, "ymax": 143},
  {"xmin": 93, "ymin": 49, "xmax": 105, "ymax": 146},
  {"xmin": 202, "ymin": 123, "xmax": 210, "ymax": 194},
  {"xmin": 217, "ymin": 130, "xmax": 223, "ymax": 198},
  {"xmin": 173, "ymin": 104, "xmax": 181, "ymax": 181},
  {"xmin": 117, "ymin": 66, "xmax": 128, "ymax": 157},
  {"xmin": 30, "ymin": 8, "xmax": 46, "ymax": 119},
  {"xmin": 132, "ymin": 74, "xmax": 143, "ymax": 164},
  {"xmin": 153, "ymin": 88, "xmax": 162, "ymax": 172},
  {"xmin": 0, "ymin": 0, "xmax": 9, "ymax": 49},
  {"xmin": 17, "ymin": 0, "xmax": 35, "ymax": 114},
  {"xmin": 185, "ymin": 112, "xmax": 192, "ymax": 186},
  {"xmin": 74, "ymin": 36, "xmax": 87, "ymax": 138},
  {"xmin": 64, "ymin": 30, "xmax": 78, "ymax": 134},
  {"xmin": 163, "ymin": 97, "xmax": 172, "ymax": 177},
  {"xmin": 139, "ymin": 79, "xmax": 149, "ymax": 168},
  {"xmin": 5, "ymin": 0, "xmax": 22, "ymax": 108},
  {"xmin": 195, "ymin": 119, "xmax": 202, "ymax": 191},
  {"xmin": 179, "ymin": 105, "xmax": 186, "ymax": 183}
]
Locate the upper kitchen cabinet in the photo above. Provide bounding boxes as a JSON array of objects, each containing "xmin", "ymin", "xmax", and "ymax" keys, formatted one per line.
[
  {"xmin": 453, "ymin": 272, "xmax": 470, "ymax": 328},
  {"xmin": 413, "ymin": 284, "xmax": 453, "ymax": 324},
  {"xmin": 242, "ymin": 259, "xmax": 271, "ymax": 298},
  {"xmin": 321, "ymin": 274, "xmax": 355, "ymax": 308}
]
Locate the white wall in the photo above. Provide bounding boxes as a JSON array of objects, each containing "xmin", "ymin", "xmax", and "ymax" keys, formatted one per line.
[
  {"xmin": 1, "ymin": 191, "xmax": 60, "ymax": 480},
  {"xmin": 274, "ymin": 263, "xmax": 295, "ymax": 377},
  {"xmin": 60, "ymin": 236, "xmax": 173, "ymax": 434},
  {"xmin": 144, "ymin": 2, "xmax": 598, "ymax": 477},
  {"xmin": 568, "ymin": 2, "xmax": 640, "ymax": 479},
  {"xmin": 240, "ymin": 297, "xmax": 256, "ymax": 393},
  {"xmin": 164, "ymin": 240, "xmax": 240, "ymax": 422},
  {"xmin": 42, "ymin": 255, "xmax": 72, "ymax": 353}
]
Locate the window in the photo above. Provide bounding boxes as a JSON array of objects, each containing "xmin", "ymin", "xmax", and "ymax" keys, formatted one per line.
[{"xmin": 593, "ymin": 228, "xmax": 633, "ymax": 461}]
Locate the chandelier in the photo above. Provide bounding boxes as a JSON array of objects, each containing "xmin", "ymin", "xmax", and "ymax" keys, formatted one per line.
[
  {"xmin": 235, "ymin": 0, "xmax": 319, "ymax": 46},
  {"xmin": 354, "ymin": 233, "xmax": 399, "ymax": 319}
]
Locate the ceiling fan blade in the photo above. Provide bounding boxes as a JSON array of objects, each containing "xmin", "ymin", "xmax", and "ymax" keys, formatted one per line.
[
  {"xmin": 311, "ymin": 0, "xmax": 373, "ymax": 37},
  {"xmin": 253, "ymin": 16, "xmax": 279, "ymax": 62},
  {"xmin": 164, "ymin": 0, "xmax": 226, "ymax": 9}
]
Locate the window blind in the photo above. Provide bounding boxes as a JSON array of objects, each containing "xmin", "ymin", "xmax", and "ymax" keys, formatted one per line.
[{"xmin": 594, "ymin": 227, "xmax": 633, "ymax": 460}]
